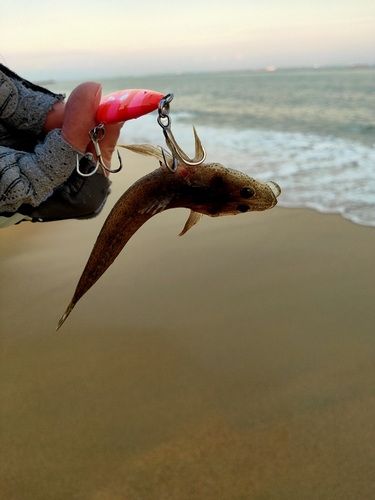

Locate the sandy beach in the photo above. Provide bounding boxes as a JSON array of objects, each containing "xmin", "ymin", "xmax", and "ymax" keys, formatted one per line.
[{"xmin": 1, "ymin": 151, "xmax": 375, "ymax": 499}]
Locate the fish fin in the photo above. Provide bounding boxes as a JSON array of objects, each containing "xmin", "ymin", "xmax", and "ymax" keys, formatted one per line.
[
  {"xmin": 179, "ymin": 210, "xmax": 203, "ymax": 236},
  {"xmin": 56, "ymin": 299, "xmax": 75, "ymax": 331},
  {"xmin": 139, "ymin": 196, "xmax": 173, "ymax": 215},
  {"xmin": 118, "ymin": 144, "xmax": 164, "ymax": 162}
]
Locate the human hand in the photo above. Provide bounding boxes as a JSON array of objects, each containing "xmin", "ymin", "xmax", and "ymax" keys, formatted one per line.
[{"xmin": 43, "ymin": 82, "xmax": 123, "ymax": 174}]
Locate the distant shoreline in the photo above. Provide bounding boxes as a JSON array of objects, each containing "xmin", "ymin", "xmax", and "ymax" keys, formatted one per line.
[{"xmin": 30, "ymin": 64, "xmax": 375, "ymax": 85}]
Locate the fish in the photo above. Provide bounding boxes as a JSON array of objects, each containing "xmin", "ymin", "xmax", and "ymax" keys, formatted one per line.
[{"xmin": 57, "ymin": 128, "xmax": 280, "ymax": 329}]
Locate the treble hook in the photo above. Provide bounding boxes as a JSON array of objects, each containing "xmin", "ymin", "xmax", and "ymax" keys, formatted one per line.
[
  {"xmin": 76, "ymin": 123, "xmax": 123, "ymax": 177},
  {"xmin": 157, "ymin": 94, "xmax": 206, "ymax": 172}
]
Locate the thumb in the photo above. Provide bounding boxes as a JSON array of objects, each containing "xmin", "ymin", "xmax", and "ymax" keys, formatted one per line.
[{"xmin": 61, "ymin": 82, "xmax": 102, "ymax": 152}]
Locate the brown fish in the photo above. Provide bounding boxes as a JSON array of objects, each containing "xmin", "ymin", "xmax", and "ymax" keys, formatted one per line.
[{"xmin": 57, "ymin": 131, "xmax": 280, "ymax": 329}]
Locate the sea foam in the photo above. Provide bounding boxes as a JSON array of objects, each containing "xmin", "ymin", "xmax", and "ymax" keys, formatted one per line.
[{"xmin": 120, "ymin": 112, "xmax": 375, "ymax": 227}]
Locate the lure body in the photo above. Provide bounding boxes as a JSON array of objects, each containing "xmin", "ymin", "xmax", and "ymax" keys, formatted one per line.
[
  {"xmin": 57, "ymin": 140, "xmax": 280, "ymax": 330},
  {"xmin": 96, "ymin": 89, "xmax": 164, "ymax": 124}
]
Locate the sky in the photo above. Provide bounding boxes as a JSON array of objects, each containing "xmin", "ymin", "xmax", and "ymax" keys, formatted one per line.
[{"xmin": 1, "ymin": 0, "xmax": 374, "ymax": 81}]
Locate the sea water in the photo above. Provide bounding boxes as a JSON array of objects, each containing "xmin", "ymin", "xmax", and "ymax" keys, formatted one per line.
[{"xmin": 55, "ymin": 67, "xmax": 375, "ymax": 227}]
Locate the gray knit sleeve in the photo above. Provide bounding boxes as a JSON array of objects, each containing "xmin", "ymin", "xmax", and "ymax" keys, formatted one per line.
[
  {"xmin": 0, "ymin": 130, "xmax": 84, "ymax": 213},
  {"xmin": 0, "ymin": 68, "xmax": 64, "ymax": 134},
  {"xmin": 0, "ymin": 70, "xmax": 18, "ymax": 118},
  {"xmin": 8, "ymin": 79, "xmax": 63, "ymax": 134},
  {"xmin": 0, "ymin": 67, "xmax": 85, "ymax": 213}
]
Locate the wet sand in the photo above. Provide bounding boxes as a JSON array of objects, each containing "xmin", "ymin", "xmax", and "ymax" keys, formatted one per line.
[{"xmin": 1, "ymin": 151, "xmax": 375, "ymax": 499}]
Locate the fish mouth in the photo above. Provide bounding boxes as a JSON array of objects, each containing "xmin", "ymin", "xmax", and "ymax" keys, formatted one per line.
[{"xmin": 266, "ymin": 181, "xmax": 281, "ymax": 198}]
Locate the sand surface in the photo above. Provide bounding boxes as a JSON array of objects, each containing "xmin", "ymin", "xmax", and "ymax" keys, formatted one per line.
[{"xmin": 1, "ymin": 151, "xmax": 375, "ymax": 499}]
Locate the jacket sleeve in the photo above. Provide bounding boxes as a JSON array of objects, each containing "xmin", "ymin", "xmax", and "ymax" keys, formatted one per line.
[
  {"xmin": 0, "ymin": 65, "xmax": 64, "ymax": 133},
  {"xmin": 0, "ymin": 67, "xmax": 83, "ymax": 213},
  {"xmin": 0, "ymin": 130, "xmax": 85, "ymax": 213}
]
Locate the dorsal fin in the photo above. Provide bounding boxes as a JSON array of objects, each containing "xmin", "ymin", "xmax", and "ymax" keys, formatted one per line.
[{"xmin": 118, "ymin": 144, "xmax": 164, "ymax": 162}]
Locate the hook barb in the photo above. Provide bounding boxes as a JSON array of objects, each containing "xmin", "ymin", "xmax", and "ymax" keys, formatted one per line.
[
  {"xmin": 159, "ymin": 147, "xmax": 178, "ymax": 172},
  {"xmin": 98, "ymin": 149, "xmax": 123, "ymax": 174},
  {"xmin": 163, "ymin": 126, "xmax": 207, "ymax": 167}
]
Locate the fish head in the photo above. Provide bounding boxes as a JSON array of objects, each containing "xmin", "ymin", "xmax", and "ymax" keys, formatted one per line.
[{"xmin": 181, "ymin": 162, "xmax": 281, "ymax": 217}]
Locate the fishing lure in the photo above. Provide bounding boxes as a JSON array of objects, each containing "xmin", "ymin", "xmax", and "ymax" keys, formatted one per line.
[{"xmin": 96, "ymin": 89, "xmax": 164, "ymax": 124}]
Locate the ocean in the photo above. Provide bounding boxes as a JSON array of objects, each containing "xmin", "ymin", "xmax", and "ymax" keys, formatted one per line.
[{"xmin": 53, "ymin": 67, "xmax": 375, "ymax": 227}]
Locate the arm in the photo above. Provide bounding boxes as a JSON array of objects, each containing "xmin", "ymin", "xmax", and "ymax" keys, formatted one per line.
[{"xmin": 0, "ymin": 67, "xmax": 100, "ymax": 213}]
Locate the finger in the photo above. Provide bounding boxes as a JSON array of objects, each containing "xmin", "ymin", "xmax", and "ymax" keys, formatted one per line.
[{"xmin": 61, "ymin": 82, "xmax": 102, "ymax": 152}]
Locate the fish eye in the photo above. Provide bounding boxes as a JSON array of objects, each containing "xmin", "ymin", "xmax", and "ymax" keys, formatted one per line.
[
  {"xmin": 236, "ymin": 204, "xmax": 250, "ymax": 213},
  {"xmin": 240, "ymin": 187, "xmax": 255, "ymax": 199}
]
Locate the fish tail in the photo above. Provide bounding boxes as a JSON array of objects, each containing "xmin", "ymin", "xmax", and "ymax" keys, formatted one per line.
[{"xmin": 56, "ymin": 300, "xmax": 75, "ymax": 331}]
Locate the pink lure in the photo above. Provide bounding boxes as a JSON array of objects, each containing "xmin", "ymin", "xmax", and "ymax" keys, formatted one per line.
[{"xmin": 96, "ymin": 89, "xmax": 164, "ymax": 124}]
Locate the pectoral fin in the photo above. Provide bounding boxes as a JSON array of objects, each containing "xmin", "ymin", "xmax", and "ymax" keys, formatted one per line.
[
  {"xmin": 179, "ymin": 210, "xmax": 203, "ymax": 236},
  {"xmin": 139, "ymin": 196, "xmax": 173, "ymax": 215}
]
